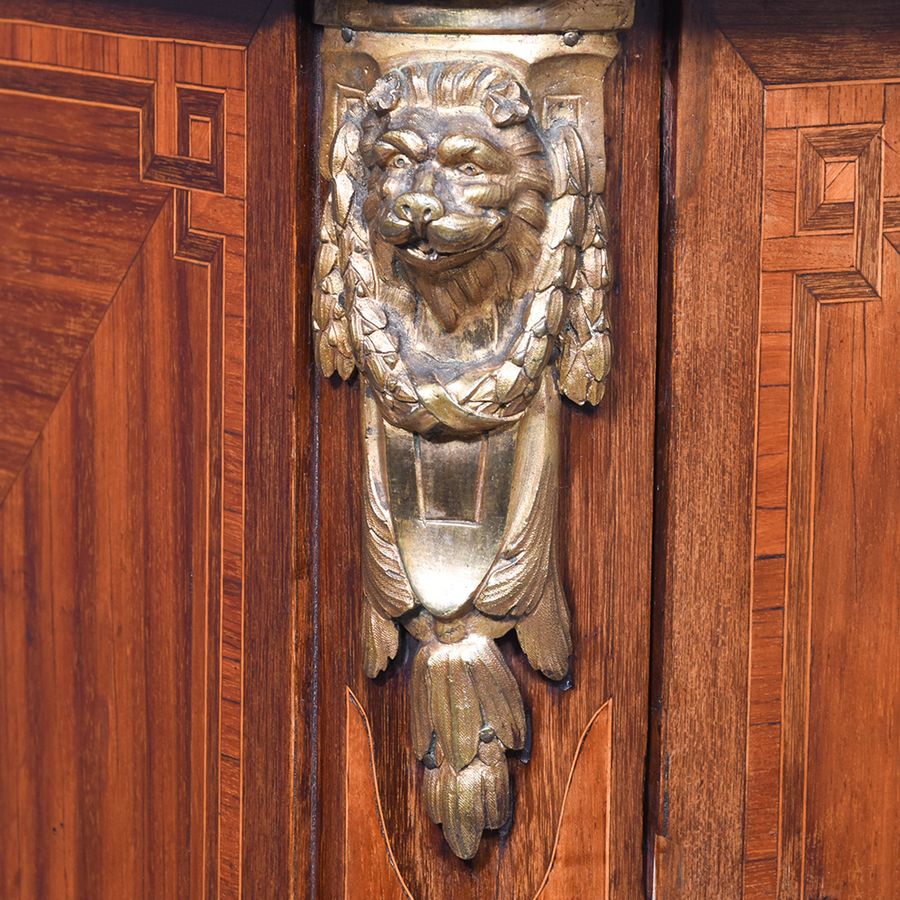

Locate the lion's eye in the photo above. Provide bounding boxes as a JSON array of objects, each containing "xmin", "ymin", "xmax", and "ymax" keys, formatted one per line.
[
  {"xmin": 389, "ymin": 153, "xmax": 411, "ymax": 170},
  {"xmin": 458, "ymin": 162, "xmax": 483, "ymax": 176}
]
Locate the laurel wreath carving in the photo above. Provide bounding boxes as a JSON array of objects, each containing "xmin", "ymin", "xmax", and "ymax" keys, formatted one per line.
[{"xmin": 313, "ymin": 93, "xmax": 613, "ymax": 432}]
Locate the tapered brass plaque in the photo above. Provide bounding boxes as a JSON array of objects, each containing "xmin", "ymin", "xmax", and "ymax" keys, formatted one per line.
[{"xmin": 311, "ymin": 6, "xmax": 632, "ymax": 859}]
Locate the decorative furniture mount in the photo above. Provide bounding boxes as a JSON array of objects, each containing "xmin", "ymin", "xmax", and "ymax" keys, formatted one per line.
[{"xmin": 312, "ymin": 3, "xmax": 633, "ymax": 860}]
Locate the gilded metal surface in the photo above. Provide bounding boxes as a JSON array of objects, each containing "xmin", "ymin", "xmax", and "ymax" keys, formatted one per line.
[
  {"xmin": 312, "ymin": 25, "xmax": 626, "ymax": 859},
  {"xmin": 314, "ymin": 0, "xmax": 633, "ymax": 33}
]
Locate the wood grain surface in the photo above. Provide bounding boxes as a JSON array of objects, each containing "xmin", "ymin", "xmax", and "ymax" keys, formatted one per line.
[
  {"xmin": 0, "ymin": 94, "xmax": 168, "ymax": 498},
  {"xmin": 0, "ymin": 0, "xmax": 271, "ymax": 46},
  {"xmin": 4, "ymin": 2, "xmax": 898, "ymax": 898},
  {"xmin": 344, "ymin": 690, "xmax": 410, "ymax": 900},
  {"xmin": 650, "ymin": 5, "xmax": 764, "ymax": 896},
  {"xmin": 312, "ymin": 3, "xmax": 660, "ymax": 897},
  {"xmin": 715, "ymin": 0, "xmax": 900, "ymax": 85},
  {"xmin": 755, "ymin": 78, "xmax": 899, "ymax": 900},
  {"xmin": 0, "ymin": 188, "xmax": 210, "ymax": 900},
  {"xmin": 240, "ymin": 2, "xmax": 303, "ymax": 898},
  {"xmin": 539, "ymin": 702, "xmax": 612, "ymax": 900},
  {"xmin": 0, "ymin": 3, "xmax": 300, "ymax": 896},
  {"xmin": 652, "ymin": 3, "xmax": 900, "ymax": 898}
]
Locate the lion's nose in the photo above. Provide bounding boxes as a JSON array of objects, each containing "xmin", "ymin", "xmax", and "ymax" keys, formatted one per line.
[{"xmin": 395, "ymin": 192, "xmax": 444, "ymax": 230}]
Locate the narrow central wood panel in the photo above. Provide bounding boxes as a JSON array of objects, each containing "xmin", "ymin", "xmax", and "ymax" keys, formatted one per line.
[{"xmin": 313, "ymin": 5, "xmax": 660, "ymax": 897}]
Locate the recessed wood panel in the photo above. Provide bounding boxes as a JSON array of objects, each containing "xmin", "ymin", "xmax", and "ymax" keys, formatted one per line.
[
  {"xmin": 746, "ymin": 75, "xmax": 900, "ymax": 898},
  {"xmin": 800, "ymin": 251, "xmax": 900, "ymax": 898},
  {"xmin": 0, "ymin": 198, "xmax": 209, "ymax": 899}
]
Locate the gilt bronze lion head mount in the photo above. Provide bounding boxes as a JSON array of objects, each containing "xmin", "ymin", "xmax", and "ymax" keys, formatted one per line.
[{"xmin": 313, "ymin": 37, "xmax": 622, "ymax": 860}]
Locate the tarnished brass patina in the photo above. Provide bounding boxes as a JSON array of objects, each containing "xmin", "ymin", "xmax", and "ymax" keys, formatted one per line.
[
  {"xmin": 314, "ymin": 0, "xmax": 633, "ymax": 33},
  {"xmin": 311, "ymin": 10, "xmax": 632, "ymax": 859}
]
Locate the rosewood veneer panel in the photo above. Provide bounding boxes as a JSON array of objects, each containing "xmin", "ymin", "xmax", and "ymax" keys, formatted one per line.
[
  {"xmin": 0, "ymin": 5, "xmax": 304, "ymax": 895},
  {"xmin": 0, "ymin": 94, "xmax": 168, "ymax": 498},
  {"xmin": 655, "ymin": 4, "xmax": 900, "ymax": 897},
  {"xmin": 0, "ymin": 199, "xmax": 209, "ymax": 899}
]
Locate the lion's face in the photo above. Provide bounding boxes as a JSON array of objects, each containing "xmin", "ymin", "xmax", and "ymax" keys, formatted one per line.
[
  {"xmin": 367, "ymin": 106, "xmax": 524, "ymax": 275},
  {"xmin": 357, "ymin": 68, "xmax": 553, "ymax": 333}
]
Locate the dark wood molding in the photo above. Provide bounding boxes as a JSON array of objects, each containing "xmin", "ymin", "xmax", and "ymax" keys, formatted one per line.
[{"xmin": 240, "ymin": 1, "xmax": 303, "ymax": 897}]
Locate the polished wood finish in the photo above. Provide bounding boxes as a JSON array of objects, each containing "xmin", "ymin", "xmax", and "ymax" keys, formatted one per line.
[
  {"xmin": 241, "ymin": 3, "xmax": 304, "ymax": 898},
  {"xmin": 540, "ymin": 702, "xmax": 612, "ymax": 899},
  {"xmin": 344, "ymin": 690, "xmax": 410, "ymax": 899},
  {"xmin": 0, "ymin": 195, "xmax": 209, "ymax": 900},
  {"xmin": 3, "ymin": 2, "xmax": 898, "ymax": 897},
  {"xmin": 0, "ymin": 93, "xmax": 168, "ymax": 498},
  {"xmin": 755, "ymin": 78, "xmax": 900, "ymax": 900},
  {"xmin": 0, "ymin": 5, "xmax": 302, "ymax": 897},
  {"xmin": 313, "ymin": 4, "xmax": 660, "ymax": 897},
  {"xmin": 0, "ymin": 0, "xmax": 270, "ymax": 45},
  {"xmin": 650, "ymin": 7, "xmax": 763, "ymax": 896},
  {"xmin": 653, "ymin": 2, "xmax": 900, "ymax": 897}
]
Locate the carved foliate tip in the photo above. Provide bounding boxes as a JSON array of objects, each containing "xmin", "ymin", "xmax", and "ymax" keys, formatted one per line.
[
  {"xmin": 365, "ymin": 70, "xmax": 403, "ymax": 113},
  {"xmin": 484, "ymin": 79, "xmax": 531, "ymax": 127}
]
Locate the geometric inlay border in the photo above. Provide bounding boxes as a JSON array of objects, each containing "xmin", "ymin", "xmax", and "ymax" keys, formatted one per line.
[
  {"xmin": 746, "ymin": 77, "xmax": 900, "ymax": 899},
  {"xmin": 0, "ymin": 21, "xmax": 247, "ymax": 898}
]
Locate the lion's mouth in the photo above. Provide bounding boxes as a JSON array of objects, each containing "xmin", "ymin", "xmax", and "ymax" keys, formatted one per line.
[
  {"xmin": 397, "ymin": 227, "xmax": 504, "ymax": 270},
  {"xmin": 400, "ymin": 240, "xmax": 445, "ymax": 262},
  {"xmin": 398, "ymin": 240, "xmax": 487, "ymax": 271}
]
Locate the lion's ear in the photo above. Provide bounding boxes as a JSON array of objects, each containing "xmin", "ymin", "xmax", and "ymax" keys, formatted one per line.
[{"xmin": 312, "ymin": 117, "xmax": 367, "ymax": 380}]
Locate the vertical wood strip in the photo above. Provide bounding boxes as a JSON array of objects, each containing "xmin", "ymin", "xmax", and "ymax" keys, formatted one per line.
[
  {"xmin": 240, "ymin": 3, "xmax": 301, "ymax": 898},
  {"xmin": 652, "ymin": 5, "xmax": 764, "ymax": 896}
]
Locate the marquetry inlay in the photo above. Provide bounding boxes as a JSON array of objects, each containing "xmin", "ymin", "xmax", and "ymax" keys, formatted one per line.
[
  {"xmin": 344, "ymin": 689, "xmax": 612, "ymax": 897},
  {"xmin": 746, "ymin": 78, "xmax": 900, "ymax": 898},
  {"xmin": 0, "ymin": 19, "xmax": 248, "ymax": 897}
]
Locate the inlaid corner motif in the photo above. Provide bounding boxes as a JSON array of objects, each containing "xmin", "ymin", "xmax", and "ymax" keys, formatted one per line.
[
  {"xmin": 745, "ymin": 79, "xmax": 900, "ymax": 898},
  {"xmin": 0, "ymin": 18, "xmax": 248, "ymax": 897},
  {"xmin": 313, "ymin": 38, "xmax": 620, "ymax": 859}
]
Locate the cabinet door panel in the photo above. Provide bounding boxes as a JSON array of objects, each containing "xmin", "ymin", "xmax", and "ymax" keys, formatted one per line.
[
  {"xmin": 0, "ymin": 6, "xmax": 301, "ymax": 897},
  {"xmin": 654, "ymin": 3, "xmax": 900, "ymax": 897}
]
